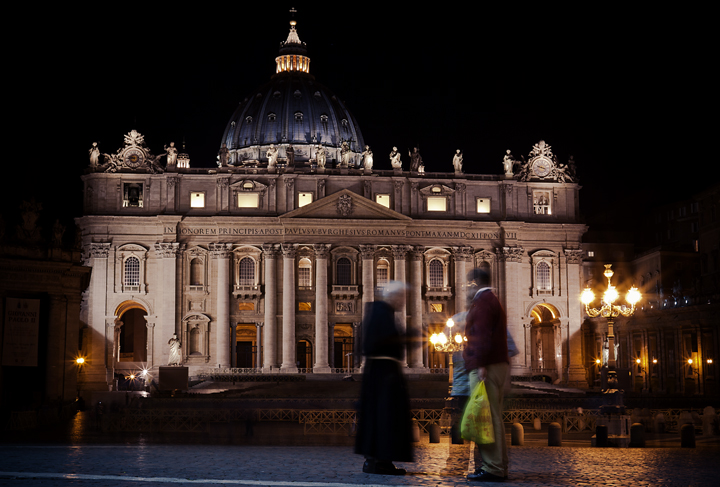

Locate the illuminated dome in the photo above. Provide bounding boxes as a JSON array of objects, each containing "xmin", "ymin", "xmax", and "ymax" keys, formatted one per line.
[{"xmin": 221, "ymin": 17, "xmax": 365, "ymax": 166}]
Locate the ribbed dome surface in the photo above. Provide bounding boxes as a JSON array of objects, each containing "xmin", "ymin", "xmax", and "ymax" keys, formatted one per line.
[{"xmin": 220, "ymin": 17, "xmax": 364, "ymax": 166}]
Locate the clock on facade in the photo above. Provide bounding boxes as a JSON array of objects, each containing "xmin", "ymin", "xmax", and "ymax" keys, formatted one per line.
[
  {"xmin": 530, "ymin": 156, "xmax": 552, "ymax": 178},
  {"xmin": 123, "ymin": 148, "xmax": 145, "ymax": 168}
]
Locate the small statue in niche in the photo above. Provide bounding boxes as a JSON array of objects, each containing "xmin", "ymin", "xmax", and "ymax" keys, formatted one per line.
[
  {"xmin": 168, "ymin": 333, "xmax": 181, "ymax": 365},
  {"xmin": 165, "ymin": 142, "xmax": 178, "ymax": 167},
  {"xmin": 408, "ymin": 147, "xmax": 422, "ymax": 172},
  {"xmin": 316, "ymin": 144, "xmax": 326, "ymax": 168},
  {"xmin": 217, "ymin": 143, "xmax": 229, "ymax": 167},
  {"xmin": 266, "ymin": 144, "xmax": 278, "ymax": 168},
  {"xmin": 89, "ymin": 142, "xmax": 100, "ymax": 167},
  {"xmin": 389, "ymin": 147, "xmax": 402, "ymax": 169},
  {"xmin": 453, "ymin": 149, "xmax": 463, "ymax": 173},
  {"xmin": 361, "ymin": 145, "xmax": 373, "ymax": 170}
]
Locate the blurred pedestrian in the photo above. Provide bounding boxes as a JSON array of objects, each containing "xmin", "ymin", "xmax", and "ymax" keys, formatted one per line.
[
  {"xmin": 463, "ymin": 268, "xmax": 509, "ymax": 483},
  {"xmin": 355, "ymin": 281, "xmax": 413, "ymax": 475}
]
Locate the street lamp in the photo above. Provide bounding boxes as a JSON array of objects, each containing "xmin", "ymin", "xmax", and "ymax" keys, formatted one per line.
[{"xmin": 430, "ymin": 318, "xmax": 467, "ymax": 389}]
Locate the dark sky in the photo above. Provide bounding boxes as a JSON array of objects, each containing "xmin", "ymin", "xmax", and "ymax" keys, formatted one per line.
[{"xmin": 8, "ymin": 5, "xmax": 715, "ymax": 237}]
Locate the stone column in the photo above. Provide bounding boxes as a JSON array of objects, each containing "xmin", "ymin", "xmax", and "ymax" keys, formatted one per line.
[
  {"xmin": 452, "ymin": 247, "xmax": 469, "ymax": 315},
  {"xmin": 154, "ymin": 243, "xmax": 182, "ymax": 367},
  {"xmin": 106, "ymin": 319, "xmax": 116, "ymax": 387},
  {"xmin": 392, "ymin": 245, "xmax": 408, "ymax": 367},
  {"xmin": 45, "ymin": 295, "xmax": 65, "ymax": 401},
  {"xmin": 210, "ymin": 243, "xmax": 232, "ymax": 368},
  {"xmin": 500, "ymin": 246, "xmax": 527, "ymax": 376},
  {"xmin": 409, "ymin": 246, "xmax": 425, "ymax": 369},
  {"xmin": 281, "ymin": 244, "xmax": 298, "ymax": 372},
  {"xmin": 86, "ymin": 243, "xmax": 110, "ymax": 389},
  {"xmin": 564, "ymin": 249, "xmax": 586, "ymax": 384},
  {"xmin": 359, "ymin": 245, "xmax": 375, "ymax": 321},
  {"xmin": 262, "ymin": 244, "xmax": 279, "ymax": 370},
  {"xmin": 255, "ymin": 322, "xmax": 263, "ymax": 369},
  {"xmin": 353, "ymin": 321, "xmax": 362, "ymax": 369},
  {"xmin": 145, "ymin": 320, "xmax": 155, "ymax": 368},
  {"xmin": 314, "ymin": 244, "xmax": 331, "ymax": 372}
]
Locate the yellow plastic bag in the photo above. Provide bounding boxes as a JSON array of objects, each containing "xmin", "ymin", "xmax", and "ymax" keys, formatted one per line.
[{"xmin": 460, "ymin": 380, "xmax": 494, "ymax": 444}]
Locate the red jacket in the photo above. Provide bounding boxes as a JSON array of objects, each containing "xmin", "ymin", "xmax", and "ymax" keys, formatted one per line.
[{"xmin": 462, "ymin": 288, "xmax": 509, "ymax": 370}]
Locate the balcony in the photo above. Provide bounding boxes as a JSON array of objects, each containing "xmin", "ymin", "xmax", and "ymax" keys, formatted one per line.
[
  {"xmin": 331, "ymin": 285, "xmax": 360, "ymax": 299},
  {"xmin": 233, "ymin": 285, "xmax": 262, "ymax": 299},
  {"xmin": 425, "ymin": 286, "xmax": 453, "ymax": 299}
]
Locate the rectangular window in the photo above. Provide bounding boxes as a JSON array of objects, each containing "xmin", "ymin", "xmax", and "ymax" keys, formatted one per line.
[
  {"xmin": 476, "ymin": 198, "xmax": 491, "ymax": 213},
  {"xmin": 123, "ymin": 183, "xmax": 143, "ymax": 208},
  {"xmin": 238, "ymin": 193, "xmax": 259, "ymax": 208},
  {"xmin": 427, "ymin": 196, "xmax": 447, "ymax": 212},
  {"xmin": 190, "ymin": 192, "xmax": 205, "ymax": 208},
  {"xmin": 298, "ymin": 192, "xmax": 314, "ymax": 207},
  {"xmin": 298, "ymin": 267, "xmax": 312, "ymax": 287},
  {"xmin": 533, "ymin": 191, "xmax": 551, "ymax": 215},
  {"xmin": 298, "ymin": 302, "xmax": 312, "ymax": 311},
  {"xmin": 375, "ymin": 194, "xmax": 391, "ymax": 208},
  {"xmin": 430, "ymin": 303, "xmax": 443, "ymax": 313}
]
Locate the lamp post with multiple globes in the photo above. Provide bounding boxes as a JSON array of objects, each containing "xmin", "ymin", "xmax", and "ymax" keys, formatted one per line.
[
  {"xmin": 430, "ymin": 317, "xmax": 467, "ymax": 392},
  {"xmin": 581, "ymin": 264, "xmax": 641, "ymax": 389}
]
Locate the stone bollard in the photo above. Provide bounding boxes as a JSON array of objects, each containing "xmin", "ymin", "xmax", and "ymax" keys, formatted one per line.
[
  {"xmin": 630, "ymin": 423, "xmax": 645, "ymax": 447},
  {"xmin": 654, "ymin": 413, "xmax": 666, "ymax": 434},
  {"xmin": 548, "ymin": 422, "xmax": 562, "ymax": 446},
  {"xmin": 451, "ymin": 422, "xmax": 464, "ymax": 444},
  {"xmin": 702, "ymin": 406, "xmax": 716, "ymax": 437},
  {"xmin": 511, "ymin": 422, "xmax": 524, "ymax": 446},
  {"xmin": 429, "ymin": 423, "xmax": 440, "ymax": 443},
  {"xmin": 411, "ymin": 419, "xmax": 420, "ymax": 442},
  {"xmin": 681, "ymin": 423, "xmax": 695, "ymax": 448},
  {"xmin": 533, "ymin": 417, "xmax": 541, "ymax": 430},
  {"xmin": 595, "ymin": 425, "xmax": 608, "ymax": 447}
]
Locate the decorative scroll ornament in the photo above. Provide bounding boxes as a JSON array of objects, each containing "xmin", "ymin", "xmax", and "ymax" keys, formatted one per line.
[
  {"xmin": 93, "ymin": 130, "xmax": 165, "ymax": 174},
  {"xmin": 336, "ymin": 194, "xmax": 354, "ymax": 217},
  {"xmin": 516, "ymin": 140, "xmax": 574, "ymax": 183}
]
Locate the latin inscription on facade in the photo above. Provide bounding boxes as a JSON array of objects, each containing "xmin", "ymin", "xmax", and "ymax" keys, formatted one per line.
[{"xmin": 174, "ymin": 226, "xmax": 515, "ymax": 240}]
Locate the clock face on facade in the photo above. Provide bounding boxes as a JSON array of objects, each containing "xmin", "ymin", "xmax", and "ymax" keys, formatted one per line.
[
  {"xmin": 123, "ymin": 148, "xmax": 145, "ymax": 168},
  {"xmin": 531, "ymin": 157, "xmax": 552, "ymax": 178}
]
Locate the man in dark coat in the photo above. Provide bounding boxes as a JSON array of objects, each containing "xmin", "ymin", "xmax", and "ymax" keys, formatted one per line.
[
  {"xmin": 355, "ymin": 281, "xmax": 413, "ymax": 475},
  {"xmin": 463, "ymin": 268, "xmax": 509, "ymax": 482}
]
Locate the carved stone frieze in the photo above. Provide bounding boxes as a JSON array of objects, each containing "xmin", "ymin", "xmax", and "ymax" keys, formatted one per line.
[
  {"xmin": 313, "ymin": 243, "xmax": 331, "ymax": 259},
  {"xmin": 337, "ymin": 194, "xmax": 354, "ymax": 217},
  {"xmin": 500, "ymin": 246, "xmax": 524, "ymax": 263},
  {"xmin": 209, "ymin": 243, "xmax": 233, "ymax": 259}
]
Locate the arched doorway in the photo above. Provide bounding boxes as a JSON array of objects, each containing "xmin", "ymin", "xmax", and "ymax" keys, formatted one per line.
[
  {"xmin": 235, "ymin": 324, "xmax": 258, "ymax": 368},
  {"xmin": 530, "ymin": 303, "xmax": 560, "ymax": 382},
  {"xmin": 333, "ymin": 324, "xmax": 354, "ymax": 370},
  {"xmin": 116, "ymin": 302, "xmax": 148, "ymax": 363},
  {"xmin": 297, "ymin": 339, "xmax": 313, "ymax": 370}
]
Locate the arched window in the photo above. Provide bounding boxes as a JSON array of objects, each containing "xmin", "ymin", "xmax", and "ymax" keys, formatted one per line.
[
  {"xmin": 429, "ymin": 259, "xmax": 444, "ymax": 287},
  {"xmin": 336, "ymin": 257, "xmax": 351, "ymax": 285},
  {"xmin": 376, "ymin": 259, "xmax": 389, "ymax": 288},
  {"xmin": 124, "ymin": 257, "xmax": 140, "ymax": 286},
  {"xmin": 190, "ymin": 258, "xmax": 203, "ymax": 286},
  {"xmin": 298, "ymin": 258, "xmax": 312, "ymax": 287},
  {"xmin": 238, "ymin": 257, "xmax": 255, "ymax": 286},
  {"xmin": 537, "ymin": 261, "xmax": 551, "ymax": 291}
]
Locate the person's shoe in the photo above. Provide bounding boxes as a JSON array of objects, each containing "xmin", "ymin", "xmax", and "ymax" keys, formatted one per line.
[
  {"xmin": 467, "ymin": 470, "xmax": 505, "ymax": 482},
  {"xmin": 374, "ymin": 461, "xmax": 406, "ymax": 475}
]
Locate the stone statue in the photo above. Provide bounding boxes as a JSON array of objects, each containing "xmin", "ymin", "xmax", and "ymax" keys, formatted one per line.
[
  {"xmin": 316, "ymin": 144, "xmax": 326, "ymax": 168},
  {"xmin": 340, "ymin": 141, "xmax": 351, "ymax": 167},
  {"xmin": 286, "ymin": 144, "xmax": 295, "ymax": 166},
  {"xmin": 168, "ymin": 333, "xmax": 181, "ymax": 365},
  {"xmin": 408, "ymin": 147, "xmax": 422, "ymax": 172},
  {"xmin": 16, "ymin": 199, "xmax": 43, "ymax": 244},
  {"xmin": 361, "ymin": 145, "xmax": 373, "ymax": 170},
  {"xmin": 89, "ymin": 142, "xmax": 100, "ymax": 167},
  {"xmin": 389, "ymin": 147, "xmax": 402, "ymax": 169},
  {"xmin": 52, "ymin": 219, "xmax": 65, "ymax": 248},
  {"xmin": 165, "ymin": 142, "xmax": 178, "ymax": 167},
  {"xmin": 602, "ymin": 337, "xmax": 609, "ymax": 366},
  {"xmin": 453, "ymin": 149, "xmax": 463, "ymax": 173},
  {"xmin": 218, "ymin": 143, "xmax": 229, "ymax": 167},
  {"xmin": 503, "ymin": 150, "xmax": 515, "ymax": 176},
  {"xmin": 266, "ymin": 144, "xmax": 278, "ymax": 168}
]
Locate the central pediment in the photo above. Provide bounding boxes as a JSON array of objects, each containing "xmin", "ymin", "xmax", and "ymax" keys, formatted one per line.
[{"xmin": 280, "ymin": 189, "xmax": 411, "ymax": 220}]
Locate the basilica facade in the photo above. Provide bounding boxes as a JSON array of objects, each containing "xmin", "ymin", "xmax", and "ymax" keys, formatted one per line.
[{"xmin": 76, "ymin": 18, "xmax": 587, "ymax": 392}]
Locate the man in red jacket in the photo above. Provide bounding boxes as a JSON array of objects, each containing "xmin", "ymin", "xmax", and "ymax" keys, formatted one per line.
[{"xmin": 462, "ymin": 268, "xmax": 509, "ymax": 482}]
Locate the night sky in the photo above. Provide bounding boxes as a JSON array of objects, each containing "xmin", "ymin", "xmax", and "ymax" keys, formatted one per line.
[{"xmin": 8, "ymin": 5, "xmax": 715, "ymax": 239}]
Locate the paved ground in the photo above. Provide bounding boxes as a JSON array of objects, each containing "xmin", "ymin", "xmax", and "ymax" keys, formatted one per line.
[{"xmin": 1, "ymin": 431, "xmax": 719, "ymax": 487}]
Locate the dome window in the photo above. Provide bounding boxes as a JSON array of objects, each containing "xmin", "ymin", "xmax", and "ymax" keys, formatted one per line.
[
  {"xmin": 245, "ymin": 116, "xmax": 253, "ymax": 124},
  {"xmin": 268, "ymin": 113, "xmax": 277, "ymax": 122},
  {"xmin": 341, "ymin": 119, "xmax": 348, "ymax": 129},
  {"xmin": 314, "ymin": 91, "xmax": 321, "ymax": 99},
  {"xmin": 295, "ymin": 112, "xmax": 304, "ymax": 122},
  {"xmin": 294, "ymin": 90, "xmax": 302, "ymax": 98},
  {"xmin": 273, "ymin": 91, "xmax": 281, "ymax": 99}
]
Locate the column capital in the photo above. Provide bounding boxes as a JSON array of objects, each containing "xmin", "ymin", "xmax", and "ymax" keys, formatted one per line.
[
  {"xmin": 256, "ymin": 322, "xmax": 264, "ymax": 328},
  {"xmin": 391, "ymin": 245, "xmax": 409, "ymax": 260},
  {"xmin": 499, "ymin": 246, "xmax": 524, "ymax": 263},
  {"xmin": 409, "ymin": 246, "xmax": 425, "ymax": 261},
  {"xmin": 359, "ymin": 244, "xmax": 375, "ymax": 260},
  {"xmin": 88, "ymin": 243, "xmax": 110, "ymax": 259},
  {"xmin": 563, "ymin": 248, "xmax": 583, "ymax": 264},
  {"xmin": 313, "ymin": 243, "xmax": 331, "ymax": 259},
  {"xmin": 209, "ymin": 243, "xmax": 233, "ymax": 259},
  {"xmin": 262, "ymin": 243, "xmax": 280, "ymax": 258},
  {"xmin": 154, "ymin": 242, "xmax": 184, "ymax": 258},
  {"xmin": 282, "ymin": 243, "xmax": 297, "ymax": 259}
]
